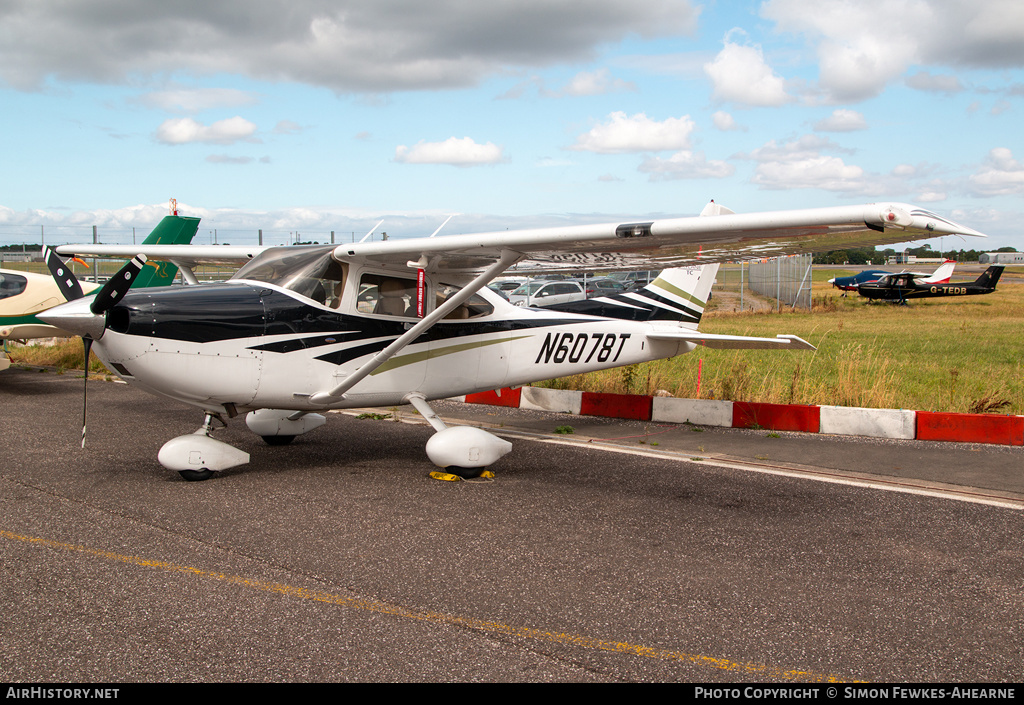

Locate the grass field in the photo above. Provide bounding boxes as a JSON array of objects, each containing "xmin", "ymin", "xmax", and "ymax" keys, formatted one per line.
[
  {"xmin": 5, "ymin": 265, "xmax": 1023, "ymax": 415},
  {"xmin": 540, "ymin": 267, "xmax": 1024, "ymax": 415}
]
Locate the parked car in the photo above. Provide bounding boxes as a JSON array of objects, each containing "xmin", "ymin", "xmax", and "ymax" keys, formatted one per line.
[
  {"xmin": 509, "ymin": 280, "xmax": 586, "ymax": 307},
  {"xmin": 582, "ymin": 278, "xmax": 627, "ymax": 297},
  {"xmin": 491, "ymin": 277, "xmax": 528, "ymax": 294},
  {"xmin": 612, "ymin": 270, "xmax": 658, "ymax": 290}
]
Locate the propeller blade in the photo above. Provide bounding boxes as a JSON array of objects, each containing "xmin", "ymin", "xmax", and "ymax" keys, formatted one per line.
[
  {"xmin": 90, "ymin": 254, "xmax": 147, "ymax": 315},
  {"xmin": 81, "ymin": 337, "xmax": 92, "ymax": 448},
  {"xmin": 43, "ymin": 247, "xmax": 84, "ymax": 302}
]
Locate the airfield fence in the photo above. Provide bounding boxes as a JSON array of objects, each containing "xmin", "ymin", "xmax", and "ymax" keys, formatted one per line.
[{"xmin": 714, "ymin": 255, "xmax": 813, "ymax": 312}]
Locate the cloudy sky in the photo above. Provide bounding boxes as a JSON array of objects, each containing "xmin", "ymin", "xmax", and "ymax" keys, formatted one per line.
[{"xmin": 0, "ymin": 0, "xmax": 1022, "ymax": 249}]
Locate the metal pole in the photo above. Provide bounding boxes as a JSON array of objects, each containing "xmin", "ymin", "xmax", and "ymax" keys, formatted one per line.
[
  {"xmin": 776, "ymin": 257, "xmax": 781, "ymax": 313},
  {"xmin": 740, "ymin": 262, "xmax": 744, "ymax": 312}
]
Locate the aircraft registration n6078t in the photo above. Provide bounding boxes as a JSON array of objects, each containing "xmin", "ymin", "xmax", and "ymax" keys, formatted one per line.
[{"xmin": 41, "ymin": 201, "xmax": 984, "ymax": 481}]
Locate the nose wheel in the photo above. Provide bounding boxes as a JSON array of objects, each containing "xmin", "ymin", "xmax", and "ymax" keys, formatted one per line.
[
  {"xmin": 179, "ymin": 468, "xmax": 215, "ymax": 482},
  {"xmin": 159, "ymin": 412, "xmax": 250, "ymax": 481}
]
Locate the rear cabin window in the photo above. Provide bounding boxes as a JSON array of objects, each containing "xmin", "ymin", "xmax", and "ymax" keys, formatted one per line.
[
  {"xmin": 355, "ymin": 275, "xmax": 495, "ymax": 319},
  {"xmin": 357, "ymin": 274, "xmax": 418, "ymax": 316}
]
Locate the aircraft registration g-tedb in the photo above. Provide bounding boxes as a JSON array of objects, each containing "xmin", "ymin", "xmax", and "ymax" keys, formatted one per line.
[
  {"xmin": 827, "ymin": 259, "xmax": 955, "ymax": 294},
  {"xmin": 42, "ymin": 202, "xmax": 984, "ymax": 481}
]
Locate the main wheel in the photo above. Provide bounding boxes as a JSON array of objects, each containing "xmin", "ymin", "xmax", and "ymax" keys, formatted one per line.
[
  {"xmin": 179, "ymin": 468, "xmax": 215, "ymax": 482},
  {"xmin": 262, "ymin": 435, "xmax": 296, "ymax": 446}
]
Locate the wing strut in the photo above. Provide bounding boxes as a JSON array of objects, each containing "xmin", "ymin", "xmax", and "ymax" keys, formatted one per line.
[
  {"xmin": 170, "ymin": 260, "xmax": 200, "ymax": 285},
  {"xmin": 309, "ymin": 249, "xmax": 521, "ymax": 406}
]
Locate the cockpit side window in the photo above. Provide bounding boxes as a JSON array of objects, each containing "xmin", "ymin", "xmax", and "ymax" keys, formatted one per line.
[
  {"xmin": 353, "ymin": 275, "xmax": 495, "ymax": 319},
  {"xmin": 0, "ymin": 272, "xmax": 27, "ymax": 300}
]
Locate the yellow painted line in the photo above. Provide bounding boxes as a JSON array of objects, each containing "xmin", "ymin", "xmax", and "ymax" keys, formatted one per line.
[{"xmin": 2, "ymin": 528, "xmax": 848, "ymax": 682}]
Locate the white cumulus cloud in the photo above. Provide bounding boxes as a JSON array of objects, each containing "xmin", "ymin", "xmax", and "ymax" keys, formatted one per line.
[
  {"xmin": 704, "ymin": 35, "xmax": 790, "ymax": 107},
  {"xmin": 571, "ymin": 112, "xmax": 696, "ymax": 153},
  {"xmin": 561, "ymin": 68, "xmax": 636, "ymax": 96},
  {"xmin": 762, "ymin": 0, "xmax": 1024, "ymax": 103},
  {"xmin": 638, "ymin": 151, "xmax": 735, "ymax": 180},
  {"xmin": 814, "ymin": 109, "xmax": 867, "ymax": 132},
  {"xmin": 968, "ymin": 148, "xmax": 1024, "ymax": 196},
  {"xmin": 155, "ymin": 116, "xmax": 258, "ymax": 145},
  {"xmin": 744, "ymin": 135, "xmax": 869, "ymax": 193},
  {"xmin": 754, "ymin": 155, "xmax": 866, "ymax": 191},
  {"xmin": 394, "ymin": 137, "xmax": 505, "ymax": 166},
  {"xmin": 711, "ymin": 111, "xmax": 744, "ymax": 131}
]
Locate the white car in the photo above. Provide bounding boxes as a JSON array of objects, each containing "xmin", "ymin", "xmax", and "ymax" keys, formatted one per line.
[{"xmin": 508, "ymin": 280, "xmax": 586, "ymax": 307}]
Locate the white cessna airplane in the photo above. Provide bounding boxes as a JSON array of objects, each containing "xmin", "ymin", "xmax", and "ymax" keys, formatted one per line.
[{"xmin": 41, "ymin": 202, "xmax": 983, "ymax": 481}]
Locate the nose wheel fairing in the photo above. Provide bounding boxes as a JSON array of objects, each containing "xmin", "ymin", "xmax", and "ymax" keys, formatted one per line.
[{"xmin": 158, "ymin": 413, "xmax": 250, "ymax": 480}]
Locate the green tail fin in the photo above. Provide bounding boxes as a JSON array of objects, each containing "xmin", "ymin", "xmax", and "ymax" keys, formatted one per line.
[{"xmin": 131, "ymin": 216, "xmax": 200, "ymax": 288}]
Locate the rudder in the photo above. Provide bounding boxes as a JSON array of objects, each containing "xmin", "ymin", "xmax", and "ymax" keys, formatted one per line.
[
  {"xmin": 549, "ymin": 264, "xmax": 719, "ymax": 325},
  {"xmin": 973, "ymin": 265, "xmax": 1004, "ymax": 289},
  {"xmin": 131, "ymin": 216, "xmax": 200, "ymax": 288}
]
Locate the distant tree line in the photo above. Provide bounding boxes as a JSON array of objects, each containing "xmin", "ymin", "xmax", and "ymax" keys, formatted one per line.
[{"xmin": 812, "ymin": 244, "xmax": 1017, "ymax": 265}]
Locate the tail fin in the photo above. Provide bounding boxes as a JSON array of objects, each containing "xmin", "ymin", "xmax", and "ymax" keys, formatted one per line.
[
  {"xmin": 548, "ymin": 200, "xmax": 731, "ymax": 324},
  {"xmin": 973, "ymin": 265, "xmax": 1004, "ymax": 289},
  {"xmin": 131, "ymin": 215, "xmax": 200, "ymax": 288},
  {"xmin": 920, "ymin": 259, "xmax": 955, "ymax": 284},
  {"xmin": 549, "ymin": 264, "xmax": 719, "ymax": 325}
]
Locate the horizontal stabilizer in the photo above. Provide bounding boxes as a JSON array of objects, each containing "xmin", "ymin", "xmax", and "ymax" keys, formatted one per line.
[{"xmin": 648, "ymin": 331, "xmax": 816, "ymax": 351}]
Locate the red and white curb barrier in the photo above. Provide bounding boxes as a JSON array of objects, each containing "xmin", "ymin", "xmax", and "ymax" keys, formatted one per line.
[{"xmin": 452, "ymin": 387, "xmax": 1024, "ymax": 447}]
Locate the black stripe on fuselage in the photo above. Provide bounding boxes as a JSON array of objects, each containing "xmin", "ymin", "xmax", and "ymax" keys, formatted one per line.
[
  {"xmin": 109, "ymin": 283, "xmax": 595, "ymax": 352},
  {"xmin": 547, "ymin": 288, "xmax": 702, "ymax": 322}
]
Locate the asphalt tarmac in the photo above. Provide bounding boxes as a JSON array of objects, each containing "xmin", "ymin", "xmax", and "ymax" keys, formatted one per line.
[{"xmin": 1, "ymin": 367, "xmax": 1022, "ymax": 683}]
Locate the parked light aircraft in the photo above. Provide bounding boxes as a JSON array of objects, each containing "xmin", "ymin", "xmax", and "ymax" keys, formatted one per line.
[
  {"xmin": 40, "ymin": 202, "xmax": 984, "ymax": 481},
  {"xmin": 828, "ymin": 259, "xmax": 955, "ymax": 294},
  {"xmin": 0, "ymin": 215, "xmax": 200, "ymax": 369},
  {"xmin": 856, "ymin": 264, "xmax": 1003, "ymax": 303}
]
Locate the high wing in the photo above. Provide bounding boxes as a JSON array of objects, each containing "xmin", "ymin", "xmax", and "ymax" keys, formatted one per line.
[
  {"xmin": 334, "ymin": 203, "xmax": 984, "ymax": 274},
  {"xmin": 56, "ymin": 203, "xmax": 984, "ymax": 275}
]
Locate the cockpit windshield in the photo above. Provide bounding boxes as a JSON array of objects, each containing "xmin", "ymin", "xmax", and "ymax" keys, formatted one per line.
[{"xmin": 232, "ymin": 246, "xmax": 347, "ymax": 307}]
